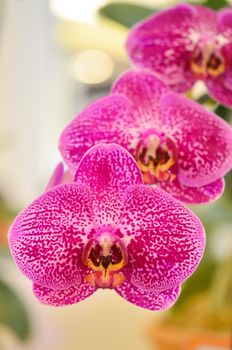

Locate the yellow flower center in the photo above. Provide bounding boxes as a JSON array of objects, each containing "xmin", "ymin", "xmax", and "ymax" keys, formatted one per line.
[
  {"xmin": 191, "ymin": 46, "xmax": 226, "ymax": 78},
  {"xmin": 135, "ymin": 133, "xmax": 178, "ymax": 184},
  {"xmin": 82, "ymin": 234, "xmax": 127, "ymax": 289}
]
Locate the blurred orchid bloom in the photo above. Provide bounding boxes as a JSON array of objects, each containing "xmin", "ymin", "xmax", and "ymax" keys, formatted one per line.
[
  {"xmin": 59, "ymin": 69, "xmax": 232, "ymax": 204},
  {"xmin": 8, "ymin": 144, "xmax": 205, "ymax": 310},
  {"xmin": 126, "ymin": 4, "xmax": 232, "ymax": 107}
]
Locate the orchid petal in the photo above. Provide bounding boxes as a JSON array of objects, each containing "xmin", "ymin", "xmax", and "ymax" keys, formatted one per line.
[
  {"xmin": 33, "ymin": 279, "xmax": 95, "ymax": 306},
  {"xmin": 126, "ymin": 5, "xmax": 218, "ymax": 92},
  {"xmin": 207, "ymin": 40, "xmax": 232, "ymax": 101},
  {"xmin": 128, "ymin": 4, "xmax": 196, "ymax": 33},
  {"xmin": 160, "ymin": 92, "xmax": 232, "ymax": 187},
  {"xmin": 221, "ymin": 43, "xmax": 232, "ymax": 76},
  {"xmin": 218, "ymin": 8, "xmax": 232, "ymax": 39},
  {"xmin": 205, "ymin": 42, "xmax": 232, "ymax": 107},
  {"xmin": 126, "ymin": 4, "xmax": 197, "ymax": 92},
  {"xmin": 116, "ymin": 282, "xmax": 181, "ymax": 311},
  {"xmin": 44, "ymin": 163, "xmax": 64, "ymax": 192},
  {"xmin": 194, "ymin": 5, "xmax": 217, "ymax": 33},
  {"xmin": 62, "ymin": 169, "xmax": 73, "ymax": 184},
  {"xmin": 9, "ymin": 184, "xmax": 92, "ymax": 289},
  {"xmin": 159, "ymin": 177, "xmax": 225, "ymax": 204},
  {"xmin": 74, "ymin": 144, "xmax": 142, "ymax": 225},
  {"xmin": 44, "ymin": 163, "xmax": 73, "ymax": 193},
  {"xmin": 206, "ymin": 76, "xmax": 232, "ymax": 108},
  {"xmin": 112, "ymin": 69, "xmax": 168, "ymax": 125},
  {"xmin": 120, "ymin": 185, "xmax": 205, "ymax": 290},
  {"xmin": 59, "ymin": 95, "xmax": 138, "ymax": 174}
]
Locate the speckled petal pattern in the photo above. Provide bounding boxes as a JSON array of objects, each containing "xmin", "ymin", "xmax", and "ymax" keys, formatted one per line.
[
  {"xmin": 126, "ymin": 4, "xmax": 197, "ymax": 92},
  {"xmin": 9, "ymin": 184, "xmax": 93, "ymax": 289},
  {"xmin": 218, "ymin": 8, "xmax": 232, "ymax": 39},
  {"xmin": 206, "ymin": 79, "xmax": 232, "ymax": 108},
  {"xmin": 160, "ymin": 92, "xmax": 232, "ymax": 187},
  {"xmin": 33, "ymin": 278, "xmax": 95, "ymax": 306},
  {"xmin": 59, "ymin": 95, "xmax": 139, "ymax": 174},
  {"xmin": 159, "ymin": 177, "xmax": 225, "ymax": 204},
  {"xmin": 194, "ymin": 5, "xmax": 217, "ymax": 33},
  {"xmin": 112, "ymin": 69, "xmax": 168, "ymax": 124},
  {"xmin": 120, "ymin": 185, "xmax": 205, "ymax": 290},
  {"xmin": 126, "ymin": 3, "xmax": 232, "ymax": 104},
  {"xmin": 116, "ymin": 281, "xmax": 181, "ymax": 311},
  {"xmin": 129, "ymin": 3, "xmax": 196, "ymax": 32},
  {"xmin": 74, "ymin": 144, "xmax": 142, "ymax": 225},
  {"xmin": 8, "ymin": 142, "xmax": 208, "ymax": 310}
]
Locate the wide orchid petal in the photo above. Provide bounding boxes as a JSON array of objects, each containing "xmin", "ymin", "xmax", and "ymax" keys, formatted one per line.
[
  {"xmin": 206, "ymin": 76, "xmax": 232, "ymax": 108},
  {"xmin": 194, "ymin": 5, "xmax": 217, "ymax": 33},
  {"xmin": 9, "ymin": 184, "xmax": 92, "ymax": 289},
  {"xmin": 74, "ymin": 144, "xmax": 142, "ymax": 225},
  {"xmin": 218, "ymin": 8, "xmax": 232, "ymax": 39},
  {"xmin": 116, "ymin": 281, "xmax": 181, "ymax": 311},
  {"xmin": 112, "ymin": 69, "xmax": 168, "ymax": 125},
  {"xmin": 129, "ymin": 4, "xmax": 196, "ymax": 33},
  {"xmin": 126, "ymin": 4, "xmax": 197, "ymax": 92},
  {"xmin": 160, "ymin": 92, "xmax": 232, "ymax": 187},
  {"xmin": 33, "ymin": 278, "xmax": 95, "ymax": 306},
  {"xmin": 120, "ymin": 185, "xmax": 205, "ymax": 290},
  {"xmin": 159, "ymin": 177, "xmax": 225, "ymax": 205},
  {"xmin": 59, "ymin": 95, "xmax": 139, "ymax": 174}
]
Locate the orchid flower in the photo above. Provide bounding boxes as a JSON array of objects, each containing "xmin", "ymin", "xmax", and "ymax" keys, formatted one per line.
[
  {"xmin": 59, "ymin": 69, "xmax": 232, "ymax": 204},
  {"xmin": 8, "ymin": 144, "xmax": 205, "ymax": 310},
  {"xmin": 126, "ymin": 3, "xmax": 232, "ymax": 107}
]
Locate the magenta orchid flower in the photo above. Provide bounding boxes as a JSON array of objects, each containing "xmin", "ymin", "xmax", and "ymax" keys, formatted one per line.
[
  {"xmin": 59, "ymin": 69, "xmax": 232, "ymax": 204},
  {"xmin": 9, "ymin": 144, "xmax": 205, "ymax": 310},
  {"xmin": 126, "ymin": 3, "xmax": 232, "ymax": 107}
]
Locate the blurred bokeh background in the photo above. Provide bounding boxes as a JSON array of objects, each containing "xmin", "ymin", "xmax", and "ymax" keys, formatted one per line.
[{"xmin": 0, "ymin": 0, "xmax": 231, "ymax": 349}]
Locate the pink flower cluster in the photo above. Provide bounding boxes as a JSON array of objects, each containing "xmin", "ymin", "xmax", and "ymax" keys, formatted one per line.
[
  {"xmin": 8, "ymin": 3, "xmax": 232, "ymax": 311},
  {"xmin": 59, "ymin": 69, "xmax": 232, "ymax": 205}
]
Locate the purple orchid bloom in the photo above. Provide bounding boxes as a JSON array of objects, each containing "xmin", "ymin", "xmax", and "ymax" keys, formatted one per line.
[
  {"xmin": 8, "ymin": 144, "xmax": 205, "ymax": 310},
  {"xmin": 59, "ymin": 69, "xmax": 232, "ymax": 204},
  {"xmin": 126, "ymin": 3, "xmax": 232, "ymax": 107}
]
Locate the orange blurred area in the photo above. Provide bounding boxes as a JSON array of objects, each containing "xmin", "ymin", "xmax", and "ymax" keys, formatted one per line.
[{"xmin": 149, "ymin": 325, "xmax": 231, "ymax": 350}]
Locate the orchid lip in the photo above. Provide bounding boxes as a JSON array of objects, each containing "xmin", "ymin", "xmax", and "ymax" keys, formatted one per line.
[
  {"xmin": 82, "ymin": 232, "xmax": 128, "ymax": 289},
  {"xmin": 135, "ymin": 130, "xmax": 178, "ymax": 185},
  {"xmin": 191, "ymin": 43, "xmax": 226, "ymax": 78}
]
